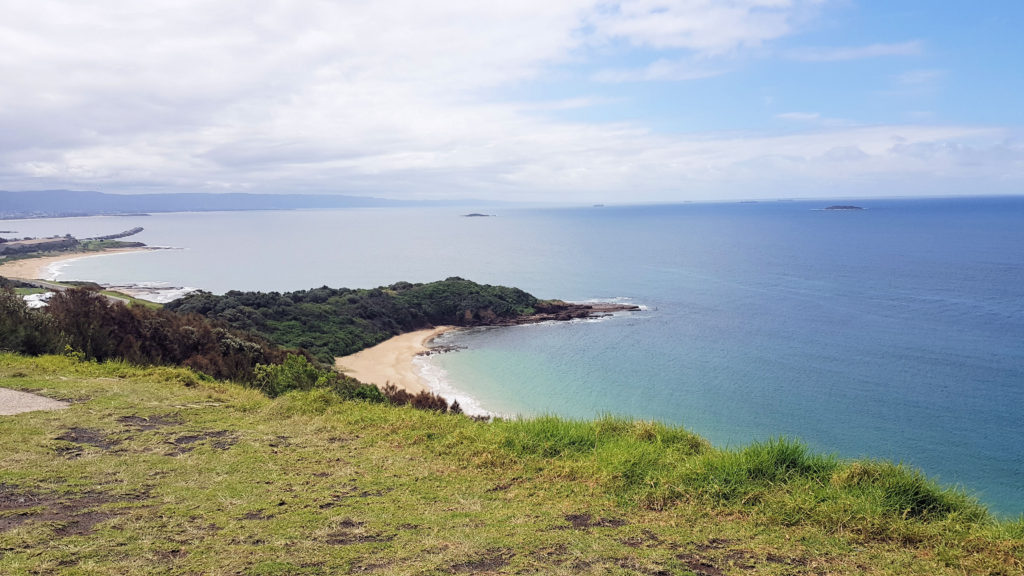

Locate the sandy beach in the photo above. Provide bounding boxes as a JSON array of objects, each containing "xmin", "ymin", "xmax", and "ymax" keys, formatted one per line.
[
  {"xmin": 334, "ymin": 326, "xmax": 454, "ymax": 394},
  {"xmin": 0, "ymin": 248, "xmax": 150, "ymax": 281}
]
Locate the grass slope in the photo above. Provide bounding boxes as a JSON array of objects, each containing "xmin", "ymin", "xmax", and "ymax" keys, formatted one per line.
[{"xmin": 1, "ymin": 354, "xmax": 1021, "ymax": 575}]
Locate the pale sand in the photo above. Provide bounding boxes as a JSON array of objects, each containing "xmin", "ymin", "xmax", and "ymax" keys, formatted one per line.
[
  {"xmin": 335, "ymin": 326, "xmax": 455, "ymax": 394},
  {"xmin": 0, "ymin": 388, "xmax": 69, "ymax": 416},
  {"xmin": 0, "ymin": 248, "xmax": 150, "ymax": 281}
]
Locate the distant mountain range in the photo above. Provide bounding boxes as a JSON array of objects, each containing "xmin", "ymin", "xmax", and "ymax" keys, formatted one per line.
[{"xmin": 0, "ymin": 190, "xmax": 460, "ymax": 219}]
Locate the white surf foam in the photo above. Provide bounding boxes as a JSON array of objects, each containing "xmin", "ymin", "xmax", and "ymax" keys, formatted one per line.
[
  {"xmin": 412, "ymin": 354, "xmax": 495, "ymax": 418},
  {"xmin": 103, "ymin": 282, "xmax": 198, "ymax": 303}
]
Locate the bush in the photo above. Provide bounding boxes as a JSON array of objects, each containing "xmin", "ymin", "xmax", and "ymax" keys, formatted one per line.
[
  {"xmin": 44, "ymin": 288, "xmax": 285, "ymax": 381},
  {"xmin": 253, "ymin": 354, "xmax": 323, "ymax": 397},
  {"xmin": 381, "ymin": 383, "xmax": 456, "ymax": 412},
  {"xmin": 0, "ymin": 286, "xmax": 63, "ymax": 355}
]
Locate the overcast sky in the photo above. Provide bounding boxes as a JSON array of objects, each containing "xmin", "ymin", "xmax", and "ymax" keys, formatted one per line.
[{"xmin": 1, "ymin": 1, "xmax": 1022, "ymax": 203}]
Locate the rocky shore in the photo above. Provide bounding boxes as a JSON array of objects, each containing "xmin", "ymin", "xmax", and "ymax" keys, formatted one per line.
[{"xmin": 494, "ymin": 300, "xmax": 641, "ymax": 326}]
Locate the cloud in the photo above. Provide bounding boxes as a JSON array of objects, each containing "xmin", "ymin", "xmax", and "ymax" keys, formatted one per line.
[
  {"xmin": 788, "ymin": 41, "xmax": 923, "ymax": 62},
  {"xmin": 593, "ymin": 58, "xmax": 724, "ymax": 83},
  {"xmin": 894, "ymin": 69, "xmax": 946, "ymax": 86},
  {"xmin": 775, "ymin": 112, "xmax": 855, "ymax": 128},
  {"xmin": 585, "ymin": 0, "xmax": 824, "ymax": 54},
  {"xmin": 0, "ymin": 2, "xmax": 1020, "ymax": 202},
  {"xmin": 776, "ymin": 112, "xmax": 822, "ymax": 122}
]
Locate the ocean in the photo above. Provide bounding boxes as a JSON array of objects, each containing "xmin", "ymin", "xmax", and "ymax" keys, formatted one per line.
[{"xmin": 6, "ymin": 197, "xmax": 1023, "ymax": 516}]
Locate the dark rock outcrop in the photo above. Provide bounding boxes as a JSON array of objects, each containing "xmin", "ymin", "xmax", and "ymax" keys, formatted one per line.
[{"xmin": 493, "ymin": 300, "xmax": 640, "ymax": 326}]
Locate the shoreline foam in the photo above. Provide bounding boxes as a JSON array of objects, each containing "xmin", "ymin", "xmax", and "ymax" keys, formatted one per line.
[
  {"xmin": 411, "ymin": 353, "xmax": 491, "ymax": 417},
  {"xmin": 0, "ymin": 247, "xmax": 153, "ymax": 281}
]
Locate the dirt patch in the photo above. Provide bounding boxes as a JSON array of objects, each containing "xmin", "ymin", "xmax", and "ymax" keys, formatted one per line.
[
  {"xmin": 241, "ymin": 510, "xmax": 274, "ymax": 521},
  {"xmin": 449, "ymin": 548, "xmax": 513, "ymax": 573},
  {"xmin": 563, "ymin": 513, "xmax": 627, "ymax": 530},
  {"xmin": 0, "ymin": 484, "xmax": 146, "ymax": 537},
  {"xmin": 52, "ymin": 510, "xmax": 116, "ymax": 537},
  {"xmin": 323, "ymin": 518, "xmax": 394, "ymax": 545},
  {"xmin": 317, "ymin": 484, "xmax": 392, "ymax": 509},
  {"xmin": 620, "ymin": 529, "xmax": 664, "ymax": 549},
  {"xmin": 764, "ymin": 552, "xmax": 807, "ymax": 567},
  {"xmin": 54, "ymin": 428, "xmax": 120, "ymax": 457},
  {"xmin": 156, "ymin": 548, "xmax": 188, "ymax": 561},
  {"xmin": 268, "ymin": 435, "xmax": 291, "ymax": 448},
  {"xmin": 694, "ymin": 538, "xmax": 735, "ymax": 552},
  {"xmin": 166, "ymin": 430, "xmax": 237, "ymax": 455},
  {"xmin": 617, "ymin": 558, "xmax": 673, "ymax": 576},
  {"xmin": 117, "ymin": 414, "xmax": 181, "ymax": 430},
  {"xmin": 531, "ymin": 544, "xmax": 570, "ymax": 567},
  {"xmin": 0, "ymin": 483, "xmax": 45, "ymax": 512},
  {"xmin": 351, "ymin": 561, "xmax": 391, "ymax": 573},
  {"xmin": 486, "ymin": 476, "xmax": 521, "ymax": 492},
  {"xmin": 677, "ymin": 555, "xmax": 727, "ymax": 576}
]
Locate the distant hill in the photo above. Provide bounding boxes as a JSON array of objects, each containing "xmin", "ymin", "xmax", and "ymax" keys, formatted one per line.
[{"xmin": 0, "ymin": 190, "xmax": 442, "ymax": 219}]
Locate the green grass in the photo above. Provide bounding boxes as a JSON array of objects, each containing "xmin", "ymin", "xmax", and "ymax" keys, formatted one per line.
[
  {"xmin": 1, "ymin": 353, "xmax": 1021, "ymax": 575},
  {"xmin": 12, "ymin": 287, "xmax": 47, "ymax": 296}
]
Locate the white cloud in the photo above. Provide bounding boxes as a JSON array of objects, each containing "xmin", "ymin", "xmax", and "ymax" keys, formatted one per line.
[
  {"xmin": 593, "ymin": 58, "xmax": 724, "ymax": 83},
  {"xmin": 0, "ymin": 2, "xmax": 1019, "ymax": 202},
  {"xmin": 776, "ymin": 112, "xmax": 822, "ymax": 121},
  {"xmin": 895, "ymin": 69, "xmax": 946, "ymax": 86},
  {"xmin": 775, "ymin": 112, "xmax": 855, "ymax": 128},
  {"xmin": 586, "ymin": 0, "xmax": 824, "ymax": 54},
  {"xmin": 788, "ymin": 41, "xmax": 923, "ymax": 62}
]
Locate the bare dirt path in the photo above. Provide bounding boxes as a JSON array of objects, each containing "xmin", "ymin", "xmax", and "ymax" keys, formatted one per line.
[{"xmin": 0, "ymin": 387, "xmax": 69, "ymax": 415}]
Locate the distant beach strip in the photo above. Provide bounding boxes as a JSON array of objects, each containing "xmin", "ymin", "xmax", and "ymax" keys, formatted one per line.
[
  {"xmin": 0, "ymin": 247, "xmax": 151, "ymax": 281},
  {"xmin": 0, "ymin": 247, "xmax": 196, "ymax": 304}
]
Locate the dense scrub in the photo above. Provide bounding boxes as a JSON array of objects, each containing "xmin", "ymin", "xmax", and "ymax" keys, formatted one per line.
[
  {"xmin": 0, "ymin": 286, "xmax": 283, "ymax": 382},
  {"xmin": 0, "ymin": 285, "xmax": 463, "ymax": 409},
  {"xmin": 165, "ymin": 277, "xmax": 538, "ymax": 362}
]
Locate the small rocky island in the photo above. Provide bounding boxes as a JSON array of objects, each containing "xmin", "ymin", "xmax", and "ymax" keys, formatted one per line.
[
  {"xmin": 824, "ymin": 205, "xmax": 864, "ymax": 210},
  {"xmin": 462, "ymin": 213, "xmax": 494, "ymax": 217}
]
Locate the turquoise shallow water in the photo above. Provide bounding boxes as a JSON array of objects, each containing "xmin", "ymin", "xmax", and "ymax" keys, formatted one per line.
[{"xmin": 8, "ymin": 197, "xmax": 1024, "ymax": 516}]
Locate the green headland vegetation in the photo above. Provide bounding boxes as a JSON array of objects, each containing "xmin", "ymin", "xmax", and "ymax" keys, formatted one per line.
[
  {"xmin": 0, "ymin": 227, "xmax": 146, "ymax": 259},
  {"xmin": 165, "ymin": 277, "xmax": 541, "ymax": 362},
  {"xmin": 0, "ymin": 277, "xmax": 1022, "ymax": 574}
]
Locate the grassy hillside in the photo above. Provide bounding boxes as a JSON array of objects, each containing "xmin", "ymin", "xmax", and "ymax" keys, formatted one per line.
[{"xmin": 1, "ymin": 354, "xmax": 1021, "ymax": 575}]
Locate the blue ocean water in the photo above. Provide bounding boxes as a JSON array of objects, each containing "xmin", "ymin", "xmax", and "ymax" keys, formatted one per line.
[{"xmin": 8, "ymin": 197, "xmax": 1024, "ymax": 516}]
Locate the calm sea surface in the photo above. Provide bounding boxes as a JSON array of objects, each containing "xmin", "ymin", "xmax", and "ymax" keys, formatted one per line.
[{"xmin": 8, "ymin": 198, "xmax": 1024, "ymax": 516}]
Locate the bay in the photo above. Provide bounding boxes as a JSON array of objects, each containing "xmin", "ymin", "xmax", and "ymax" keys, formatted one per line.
[{"xmin": 8, "ymin": 197, "xmax": 1024, "ymax": 516}]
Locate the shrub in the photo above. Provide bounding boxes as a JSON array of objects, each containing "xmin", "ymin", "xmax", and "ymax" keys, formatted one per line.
[
  {"xmin": 0, "ymin": 286, "xmax": 63, "ymax": 355},
  {"xmin": 252, "ymin": 354, "xmax": 323, "ymax": 397}
]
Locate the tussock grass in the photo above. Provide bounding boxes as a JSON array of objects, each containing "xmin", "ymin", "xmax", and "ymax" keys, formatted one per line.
[{"xmin": 1, "ymin": 353, "xmax": 1021, "ymax": 575}]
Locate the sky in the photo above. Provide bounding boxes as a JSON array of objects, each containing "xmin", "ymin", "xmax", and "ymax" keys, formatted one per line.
[{"xmin": 1, "ymin": 0, "xmax": 1022, "ymax": 203}]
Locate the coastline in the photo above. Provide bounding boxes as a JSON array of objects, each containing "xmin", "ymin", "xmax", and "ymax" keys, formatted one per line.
[
  {"xmin": 0, "ymin": 247, "xmax": 152, "ymax": 281},
  {"xmin": 334, "ymin": 326, "xmax": 455, "ymax": 395}
]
